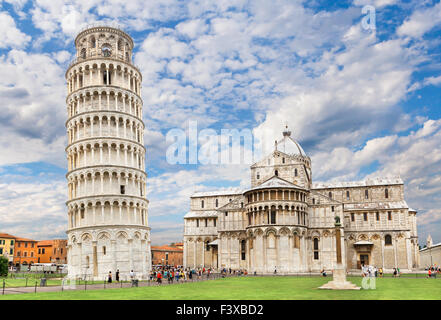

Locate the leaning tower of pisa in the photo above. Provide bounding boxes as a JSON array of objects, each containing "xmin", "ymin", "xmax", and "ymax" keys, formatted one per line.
[{"xmin": 65, "ymin": 26, "xmax": 151, "ymax": 280}]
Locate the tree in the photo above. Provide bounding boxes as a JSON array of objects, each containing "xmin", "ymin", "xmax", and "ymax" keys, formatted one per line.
[{"xmin": 0, "ymin": 256, "xmax": 8, "ymax": 277}]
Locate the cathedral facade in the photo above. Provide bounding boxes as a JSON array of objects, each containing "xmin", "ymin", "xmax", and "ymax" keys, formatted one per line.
[{"xmin": 183, "ymin": 128, "xmax": 419, "ymax": 273}]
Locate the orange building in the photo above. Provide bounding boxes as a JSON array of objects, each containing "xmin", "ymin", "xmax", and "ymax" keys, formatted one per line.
[
  {"xmin": 14, "ymin": 237, "xmax": 38, "ymax": 267},
  {"xmin": 37, "ymin": 239, "xmax": 68, "ymax": 264},
  {"xmin": 151, "ymin": 244, "xmax": 183, "ymax": 267}
]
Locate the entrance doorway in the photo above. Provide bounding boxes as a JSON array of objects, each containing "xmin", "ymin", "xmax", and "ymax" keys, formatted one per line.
[{"xmin": 360, "ymin": 254, "xmax": 369, "ymax": 267}]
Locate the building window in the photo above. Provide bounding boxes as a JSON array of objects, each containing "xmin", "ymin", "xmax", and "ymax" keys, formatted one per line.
[
  {"xmin": 241, "ymin": 240, "xmax": 246, "ymax": 260},
  {"xmin": 282, "ymin": 158, "xmax": 285, "ymax": 164},
  {"xmin": 103, "ymin": 246, "xmax": 106, "ymax": 255},
  {"xmin": 351, "ymin": 213, "xmax": 354, "ymax": 221},
  {"xmin": 388, "ymin": 211, "xmax": 392, "ymax": 221},
  {"xmin": 385, "ymin": 188, "xmax": 389, "ymax": 199},
  {"xmin": 294, "ymin": 235, "xmax": 300, "ymax": 248},
  {"xmin": 331, "ymin": 206, "xmax": 335, "ymax": 212},
  {"xmin": 214, "ymin": 219, "xmax": 216, "ymax": 227},
  {"xmin": 196, "ymin": 219, "xmax": 199, "ymax": 227},
  {"xmin": 365, "ymin": 190, "xmax": 369, "ymax": 199},
  {"xmin": 17, "ymin": 251, "xmax": 20, "ymax": 257},
  {"xmin": 385, "ymin": 235, "xmax": 392, "ymax": 245},
  {"xmin": 201, "ymin": 200, "xmax": 204, "ymax": 208},
  {"xmin": 363, "ymin": 213, "xmax": 368, "ymax": 221},
  {"xmin": 241, "ymin": 202, "xmax": 244, "ymax": 208},
  {"xmin": 205, "ymin": 218, "xmax": 208, "ymax": 227},
  {"xmin": 346, "ymin": 191, "xmax": 350, "ymax": 200},
  {"xmin": 257, "ymin": 173, "xmax": 260, "ymax": 179},
  {"xmin": 10, "ymin": 240, "xmax": 14, "ymax": 246},
  {"xmin": 329, "ymin": 192, "xmax": 332, "ymax": 199},
  {"xmin": 295, "ymin": 169, "xmax": 298, "ymax": 177},
  {"xmin": 206, "ymin": 241, "xmax": 210, "ymax": 251},
  {"xmin": 120, "ymin": 185, "xmax": 125, "ymax": 194},
  {"xmin": 38, "ymin": 248, "xmax": 41, "ymax": 254},
  {"xmin": 270, "ymin": 210, "xmax": 276, "ymax": 224},
  {"xmin": 312, "ymin": 198, "xmax": 315, "ymax": 205},
  {"xmin": 24, "ymin": 252, "xmax": 27, "ymax": 257},
  {"xmin": 42, "ymin": 248, "xmax": 45, "ymax": 254},
  {"xmin": 376, "ymin": 212, "xmax": 380, "ymax": 221},
  {"xmin": 313, "ymin": 238, "xmax": 319, "ymax": 260},
  {"xmin": 215, "ymin": 199, "xmax": 218, "ymax": 207},
  {"xmin": 225, "ymin": 212, "xmax": 228, "ymax": 217},
  {"xmin": 102, "ymin": 44, "xmax": 112, "ymax": 57},
  {"xmin": 275, "ymin": 170, "xmax": 278, "ymax": 176}
]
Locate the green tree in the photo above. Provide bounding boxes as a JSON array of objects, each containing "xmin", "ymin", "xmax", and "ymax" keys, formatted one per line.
[{"xmin": 0, "ymin": 256, "xmax": 8, "ymax": 277}]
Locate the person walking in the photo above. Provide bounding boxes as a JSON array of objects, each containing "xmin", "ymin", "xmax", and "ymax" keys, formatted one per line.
[
  {"xmin": 108, "ymin": 271, "xmax": 112, "ymax": 283},
  {"xmin": 116, "ymin": 269, "xmax": 120, "ymax": 282},
  {"xmin": 157, "ymin": 271, "xmax": 162, "ymax": 284}
]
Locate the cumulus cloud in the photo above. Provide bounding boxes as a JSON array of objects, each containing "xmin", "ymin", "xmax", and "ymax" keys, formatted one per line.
[{"xmin": 0, "ymin": 11, "xmax": 30, "ymax": 48}]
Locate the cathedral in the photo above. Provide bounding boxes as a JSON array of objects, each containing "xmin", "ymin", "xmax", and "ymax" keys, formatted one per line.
[{"xmin": 183, "ymin": 127, "xmax": 420, "ymax": 273}]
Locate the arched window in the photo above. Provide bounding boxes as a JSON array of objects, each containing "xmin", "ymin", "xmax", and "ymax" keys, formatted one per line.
[
  {"xmin": 90, "ymin": 36, "xmax": 96, "ymax": 48},
  {"xmin": 241, "ymin": 240, "xmax": 246, "ymax": 260},
  {"xmin": 270, "ymin": 210, "xmax": 276, "ymax": 224},
  {"xmin": 282, "ymin": 157, "xmax": 285, "ymax": 164},
  {"xmin": 385, "ymin": 235, "xmax": 392, "ymax": 245},
  {"xmin": 275, "ymin": 170, "xmax": 278, "ymax": 176},
  {"xmin": 313, "ymin": 238, "xmax": 319, "ymax": 260},
  {"xmin": 80, "ymin": 48, "xmax": 86, "ymax": 59},
  {"xmin": 101, "ymin": 44, "xmax": 112, "ymax": 57}
]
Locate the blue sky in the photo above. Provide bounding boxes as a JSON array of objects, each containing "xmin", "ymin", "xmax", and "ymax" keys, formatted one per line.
[{"xmin": 0, "ymin": 0, "xmax": 440, "ymax": 246}]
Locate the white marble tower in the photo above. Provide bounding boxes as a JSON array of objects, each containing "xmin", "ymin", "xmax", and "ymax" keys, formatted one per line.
[{"xmin": 65, "ymin": 25, "xmax": 151, "ymax": 280}]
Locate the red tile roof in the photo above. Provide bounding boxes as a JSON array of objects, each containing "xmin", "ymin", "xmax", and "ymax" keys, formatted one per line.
[{"xmin": 0, "ymin": 233, "xmax": 16, "ymax": 239}]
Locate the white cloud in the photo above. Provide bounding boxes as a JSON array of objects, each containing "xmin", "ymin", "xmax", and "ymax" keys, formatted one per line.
[
  {"xmin": 0, "ymin": 11, "xmax": 30, "ymax": 48},
  {"xmin": 397, "ymin": 2, "xmax": 441, "ymax": 38}
]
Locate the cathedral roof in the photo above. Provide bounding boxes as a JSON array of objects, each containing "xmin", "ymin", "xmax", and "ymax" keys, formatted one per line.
[
  {"xmin": 313, "ymin": 177, "xmax": 403, "ymax": 189},
  {"xmin": 191, "ymin": 188, "xmax": 243, "ymax": 198},
  {"xmin": 217, "ymin": 198, "xmax": 243, "ymax": 211},
  {"xmin": 246, "ymin": 175, "xmax": 304, "ymax": 192},
  {"xmin": 184, "ymin": 210, "xmax": 219, "ymax": 219},
  {"xmin": 344, "ymin": 200, "xmax": 409, "ymax": 211},
  {"xmin": 275, "ymin": 126, "xmax": 306, "ymax": 157}
]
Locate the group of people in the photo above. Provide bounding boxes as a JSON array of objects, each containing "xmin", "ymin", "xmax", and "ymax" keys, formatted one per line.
[
  {"xmin": 361, "ymin": 264, "xmax": 377, "ymax": 289},
  {"xmin": 107, "ymin": 269, "xmax": 137, "ymax": 283},
  {"xmin": 149, "ymin": 266, "xmax": 220, "ymax": 284},
  {"xmin": 427, "ymin": 265, "xmax": 439, "ymax": 278}
]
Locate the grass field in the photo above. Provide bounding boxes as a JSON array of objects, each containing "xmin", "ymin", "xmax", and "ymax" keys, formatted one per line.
[{"xmin": 0, "ymin": 276, "xmax": 440, "ymax": 300}]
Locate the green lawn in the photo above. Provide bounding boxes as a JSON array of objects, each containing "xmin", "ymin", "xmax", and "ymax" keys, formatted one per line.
[{"xmin": 1, "ymin": 276, "xmax": 440, "ymax": 300}]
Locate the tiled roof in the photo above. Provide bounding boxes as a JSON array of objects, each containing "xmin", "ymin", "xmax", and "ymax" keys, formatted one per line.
[
  {"xmin": 151, "ymin": 245, "xmax": 183, "ymax": 252},
  {"xmin": 15, "ymin": 237, "xmax": 37, "ymax": 242},
  {"xmin": 247, "ymin": 175, "xmax": 304, "ymax": 192},
  {"xmin": 344, "ymin": 200, "xmax": 409, "ymax": 211},
  {"xmin": 0, "ymin": 233, "xmax": 16, "ymax": 239},
  {"xmin": 184, "ymin": 211, "xmax": 219, "ymax": 218},
  {"xmin": 313, "ymin": 177, "xmax": 403, "ymax": 189},
  {"xmin": 191, "ymin": 188, "xmax": 243, "ymax": 197}
]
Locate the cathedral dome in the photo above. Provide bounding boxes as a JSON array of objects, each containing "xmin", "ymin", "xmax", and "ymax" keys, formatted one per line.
[{"xmin": 276, "ymin": 126, "xmax": 306, "ymax": 157}]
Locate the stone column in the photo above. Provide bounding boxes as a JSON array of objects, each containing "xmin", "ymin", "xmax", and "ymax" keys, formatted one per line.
[{"xmin": 92, "ymin": 241, "xmax": 98, "ymax": 277}]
